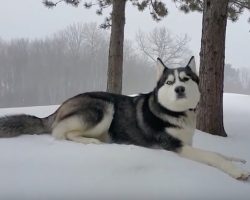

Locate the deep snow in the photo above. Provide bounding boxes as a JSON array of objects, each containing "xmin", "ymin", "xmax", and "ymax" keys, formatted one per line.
[{"xmin": 0, "ymin": 93, "xmax": 250, "ymax": 200}]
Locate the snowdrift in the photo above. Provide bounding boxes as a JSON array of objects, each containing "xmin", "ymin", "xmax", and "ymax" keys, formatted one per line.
[{"xmin": 0, "ymin": 93, "xmax": 250, "ymax": 200}]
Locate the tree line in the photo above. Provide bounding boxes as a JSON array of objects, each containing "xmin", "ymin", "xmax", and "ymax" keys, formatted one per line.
[
  {"xmin": 0, "ymin": 22, "xmax": 249, "ymax": 108},
  {"xmin": 0, "ymin": 23, "xmax": 155, "ymax": 108},
  {"xmin": 224, "ymin": 64, "xmax": 250, "ymax": 94}
]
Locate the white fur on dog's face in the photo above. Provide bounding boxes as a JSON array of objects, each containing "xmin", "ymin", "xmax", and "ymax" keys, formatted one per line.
[
  {"xmin": 156, "ymin": 57, "xmax": 200, "ymax": 112},
  {"xmin": 158, "ymin": 70, "xmax": 200, "ymax": 112}
]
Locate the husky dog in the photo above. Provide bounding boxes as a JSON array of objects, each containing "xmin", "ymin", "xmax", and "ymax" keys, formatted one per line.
[{"xmin": 0, "ymin": 57, "xmax": 249, "ymax": 180}]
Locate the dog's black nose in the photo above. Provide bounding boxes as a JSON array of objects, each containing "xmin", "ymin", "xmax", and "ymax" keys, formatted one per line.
[{"xmin": 175, "ymin": 86, "xmax": 185, "ymax": 94}]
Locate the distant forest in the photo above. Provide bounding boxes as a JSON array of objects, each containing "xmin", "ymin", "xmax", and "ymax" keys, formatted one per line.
[{"xmin": 0, "ymin": 22, "xmax": 249, "ymax": 108}]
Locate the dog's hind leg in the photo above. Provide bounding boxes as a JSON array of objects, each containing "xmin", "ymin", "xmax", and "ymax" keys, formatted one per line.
[
  {"xmin": 66, "ymin": 131, "xmax": 102, "ymax": 144},
  {"xmin": 52, "ymin": 104, "xmax": 114, "ymax": 144},
  {"xmin": 52, "ymin": 117, "xmax": 105, "ymax": 144},
  {"xmin": 178, "ymin": 145, "xmax": 250, "ymax": 180},
  {"xmin": 51, "ymin": 116, "xmax": 85, "ymax": 140}
]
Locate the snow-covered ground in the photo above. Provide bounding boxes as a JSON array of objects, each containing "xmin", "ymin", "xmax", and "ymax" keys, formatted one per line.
[{"xmin": 0, "ymin": 93, "xmax": 250, "ymax": 200}]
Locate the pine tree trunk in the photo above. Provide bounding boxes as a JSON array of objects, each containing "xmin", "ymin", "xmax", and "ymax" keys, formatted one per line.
[
  {"xmin": 106, "ymin": 0, "xmax": 126, "ymax": 94},
  {"xmin": 197, "ymin": 0, "xmax": 229, "ymax": 137}
]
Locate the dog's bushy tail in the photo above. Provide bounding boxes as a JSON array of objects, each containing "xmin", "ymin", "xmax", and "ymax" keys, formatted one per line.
[{"xmin": 0, "ymin": 114, "xmax": 55, "ymax": 138}]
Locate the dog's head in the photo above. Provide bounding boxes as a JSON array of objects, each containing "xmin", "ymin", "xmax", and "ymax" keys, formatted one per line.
[{"xmin": 155, "ymin": 56, "xmax": 200, "ymax": 112}]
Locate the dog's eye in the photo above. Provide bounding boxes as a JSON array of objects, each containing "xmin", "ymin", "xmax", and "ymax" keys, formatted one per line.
[
  {"xmin": 182, "ymin": 77, "xmax": 189, "ymax": 82},
  {"xmin": 166, "ymin": 81, "xmax": 174, "ymax": 85}
]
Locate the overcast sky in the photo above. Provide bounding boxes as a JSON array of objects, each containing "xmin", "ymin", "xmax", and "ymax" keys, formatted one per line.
[{"xmin": 0, "ymin": 0, "xmax": 249, "ymax": 69}]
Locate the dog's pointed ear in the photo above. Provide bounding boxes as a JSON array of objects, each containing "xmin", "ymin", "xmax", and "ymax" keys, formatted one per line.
[
  {"xmin": 156, "ymin": 57, "xmax": 168, "ymax": 80},
  {"xmin": 187, "ymin": 56, "xmax": 197, "ymax": 73}
]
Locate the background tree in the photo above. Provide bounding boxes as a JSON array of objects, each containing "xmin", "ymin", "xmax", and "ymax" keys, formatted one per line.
[
  {"xmin": 136, "ymin": 26, "xmax": 191, "ymax": 67},
  {"xmin": 174, "ymin": 0, "xmax": 250, "ymax": 136},
  {"xmin": 198, "ymin": 0, "xmax": 229, "ymax": 137},
  {"xmin": 106, "ymin": 0, "xmax": 126, "ymax": 93},
  {"xmin": 224, "ymin": 64, "xmax": 244, "ymax": 93},
  {"xmin": 239, "ymin": 67, "xmax": 250, "ymax": 90},
  {"xmin": 43, "ymin": 0, "xmax": 168, "ymax": 94}
]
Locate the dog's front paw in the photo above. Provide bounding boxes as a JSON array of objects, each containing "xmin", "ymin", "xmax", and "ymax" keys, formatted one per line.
[
  {"xmin": 239, "ymin": 159, "xmax": 247, "ymax": 164},
  {"xmin": 230, "ymin": 157, "xmax": 247, "ymax": 164},
  {"xmin": 229, "ymin": 169, "xmax": 250, "ymax": 181}
]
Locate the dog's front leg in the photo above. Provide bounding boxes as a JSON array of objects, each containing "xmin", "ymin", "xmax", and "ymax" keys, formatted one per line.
[
  {"xmin": 177, "ymin": 145, "xmax": 250, "ymax": 180},
  {"xmin": 216, "ymin": 153, "xmax": 247, "ymax": 164}
]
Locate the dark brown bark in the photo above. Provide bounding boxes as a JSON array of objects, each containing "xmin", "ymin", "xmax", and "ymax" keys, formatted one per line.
[
  {"xmin": 106, "ymin": 0, "xmax": 126, "ymax": 94},
  {"xmin": 197, "ymin": 0, "xmax": 229, "ymax": 137}
]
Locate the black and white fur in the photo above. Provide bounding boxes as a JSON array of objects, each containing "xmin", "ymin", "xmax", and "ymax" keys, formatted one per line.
[{"xmin": 0, "ymin": 57, "xmax": 249, "ymax": 180}]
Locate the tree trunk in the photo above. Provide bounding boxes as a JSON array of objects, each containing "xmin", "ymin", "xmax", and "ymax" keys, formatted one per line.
[
  {"xmin": 197, "ymin": 0, "xmax": 229, "ymax": 137},
  {"xmin": 106, "ymin": 0, "xmax": 126, "ymax": 94}
]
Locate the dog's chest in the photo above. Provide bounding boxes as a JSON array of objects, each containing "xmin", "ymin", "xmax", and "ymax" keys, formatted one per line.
[{"xmin": 165, "ymin": 111, "xmax": 196, "ymax": 145}]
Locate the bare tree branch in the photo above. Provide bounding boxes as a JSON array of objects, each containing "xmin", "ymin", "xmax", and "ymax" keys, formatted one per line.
[{"xmin": 136, "ymin": 27, "xmax": 192, "ymax": 67}]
